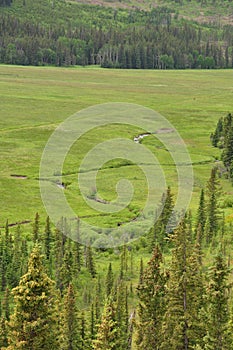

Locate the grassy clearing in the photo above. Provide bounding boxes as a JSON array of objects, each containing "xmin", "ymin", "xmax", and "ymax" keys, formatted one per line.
[{"xmin": 0, "ymin": 65, "xmax": 233, "ymax": 230}]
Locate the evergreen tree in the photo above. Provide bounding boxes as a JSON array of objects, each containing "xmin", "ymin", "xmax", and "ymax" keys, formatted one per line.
[
  {"xmin": 61, "ymin": 283, "xmax": 81, "ymax": 350},
  {"xmin": 33, "ymin": 212, "xmax": 40, "ymax": 243},
  {"xmin": 115, "ymin": 282, "xmax": 129, "ymax": 350},
  {"xmin": 195, "ymin": 188, "xmax": 206, "ymax": 242},
  {"xmin": 150, "ymin": 186, "xmax": 174, "ymax": 250},
  {"xmin": 9, "ymin": 225, "xmax": 22, "ymax": 288},
  {"xmin": 106, "ymin": 263, "xmax": 114, "ymax": 297},
  {"xmin": 222, "ymin": 122, "xmax": 233, "ymax": 176},
  {"xmin": 161, "ymin": 217, "xmax": 204, "ymax": 350},
  {"xmin": 205, "ymin": 167, "xmax": 221, "ymax": 244},
  {"xmin": 7, "ymin": 244, "xmax": 60, "ymax": 350},
  {"xmin": 44, "ymin": 216, "xmax": 52, "ymax": 260},
  {"xmin": 93, "ymin": 299, "xmax": 119, "ymax": 350},
  {"xmin": 203, "ymin": 251, "xmax": 232, "ymax": 350},
  {"xmin": 211, "ymin": 117, "xmax": 223, "ymax": 147},
  {"xmin": 60, "ymin": 243, "xmax": 74, "ymax": 292},
  {"xmin": 136, "ymin": 246, "xmax": 166, "ymax": 350},
  {"xmin": 86, "ymin": 245, "xmax": 96, "ymax": 278}
]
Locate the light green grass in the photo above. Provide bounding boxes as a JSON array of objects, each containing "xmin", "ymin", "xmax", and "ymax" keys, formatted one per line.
[{"xmin": 0, "ymin": 65, "xmax": 233, "ymax": 230}]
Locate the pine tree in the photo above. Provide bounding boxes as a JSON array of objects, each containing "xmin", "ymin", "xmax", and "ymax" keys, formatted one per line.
[
  {"xmin": 195, "ymin": 189, "xmax": 206, "ymax": 242},
  {"xmin": 211, "ymin": 117, "xmax": 223, "ymax": 147},
  {"xmin": 44, "ymin": 216, "xmax": 52, "ymax": 260},
  {"xmin": 161, "ymin": 217, "xmax": 204, "ymax": 350},
  {"xmin": 86, "ymin": 245, "xmax": 96, "ymax": 278},
  {"xmin": 138, "ymin": 258, "xmax": 143, "ymax": 286},
  {"xmin": 93, "ymin": 299, "xmax": 119, "ymax": 350},
  {"xmin": 150, "ymin": 186, "xmax": 174, "ymax": 250},
  {"xmin": 205, "ymin": 167, "xmax": 221, "ymax": 244},
  {"xmin": 222, "ymin": 122, "xmax": 233, "ymax": 177},
  {"xmin": 203, "ymin": 251, "xmax": 232, "ymax": 350},
  {"xmin": 136, "ymin": 245, "xmax": 166, "ymax": 350},
  {"xmin": 33, "ymin": 212, "xmax": 40, "ymax": 243},
  {"xmin": 106, "ymin": 263, "xmax": 114, "ymax": 297},
  {"xmin": 7, "ymin": 244, "xmax": 60, "ymax": 350},
  {"xmin": 61, "ymin": 283, "xmax": 81, "ymax": 350},
  {"xmin": 9, "ymin": 225, "xmax": 22, "ymax": 288},
  {"xmin": 60, "ymin": 242, "xmax": 74, "ymax": 292}
]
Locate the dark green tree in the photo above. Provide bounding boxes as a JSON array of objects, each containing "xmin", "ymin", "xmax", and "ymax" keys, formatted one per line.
[
  {"xmin": 33, "ymin": 212, "xmax": 40, "ymax": 243},
  {"xmin": 93, "ymin": 299, "xmax": 119, "ymax": 350},
  {"xmin": 7, "ymin": 244, "xmax": 60, "ymax": 350},
  {"xmin": 106, "ymin": 263, "xmax": 114, "ymax": 297},
  {"xmin": 136, "ymin": 246, "xmax": 166, "ymax": 350},
  {"xmin": 86, "ymin": 245, "xmax": 96, "ymax": 278},
  {"xmin": 195, "ymin": 189, "xmax": 206, "ymax": 243},
  {"xmin": 205, "ymin": 167, "xmax": 221, "ymax": 244},
  {"xmin": 61, "ymin": 283, "xmax": 81, "ymax": 350},
  {"xmin": 203, "ymin": 251, "xmax": 232, "ymax": 350},
  {"xmin": 161, "ymin": 217, "xmax": 204, "ymax": 349}
]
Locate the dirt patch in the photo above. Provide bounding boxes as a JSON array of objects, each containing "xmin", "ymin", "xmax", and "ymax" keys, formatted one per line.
[
  {"xmin": 0, "ymin": 220, "xmax": 31, "ymax": 229},
  {"xmin": 11, "ymin": 174, "xmax": 27, "ymax": 179}
]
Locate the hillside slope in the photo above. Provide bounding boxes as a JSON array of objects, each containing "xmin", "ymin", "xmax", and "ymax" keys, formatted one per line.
[{"xmin": 0, "ymin": 0, "xmax": 233, "ymax": 68}]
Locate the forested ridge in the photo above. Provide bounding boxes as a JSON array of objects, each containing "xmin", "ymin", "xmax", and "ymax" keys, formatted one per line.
[{"xmin": 0, "ymin": 0, "xmax": 233, "ymax": 68}]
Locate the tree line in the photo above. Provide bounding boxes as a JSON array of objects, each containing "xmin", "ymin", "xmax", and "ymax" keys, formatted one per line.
[
  {"xmin": 211, "ymin": 113, "xmax": 233, "ymax": 182},
  {"xmin": 0, "ymin": 0, "xmax": 233, "ymax": 68},
  {"xmin": 1, "ymin": 159, "xmax": 233, "ymax": 349}
]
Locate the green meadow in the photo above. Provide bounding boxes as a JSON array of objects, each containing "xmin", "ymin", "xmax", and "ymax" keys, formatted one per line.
[{"xmin": 0, "ymin": 65, "xmax": 233, "ymax": 230}]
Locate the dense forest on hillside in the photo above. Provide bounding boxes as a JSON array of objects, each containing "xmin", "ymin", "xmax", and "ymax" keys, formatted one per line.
[
  {"xmin": 0, "ymin": 0, "xmax": 233, "ymax": 68},
  {"xmin": 1, "ymin": 158, "xmax": 233, "ymax": 348}
]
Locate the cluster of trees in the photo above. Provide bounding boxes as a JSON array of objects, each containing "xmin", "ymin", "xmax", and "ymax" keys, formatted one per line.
[
  {"xmin": 1, "ymin": 163, "xmax": 233, "ymax": 349},
  {"xmin": 0, "ymin": 0, "xmax": 233, "ymax": 68},
  {"xmin": 211, "ymin": 113, "xmax": 233, "ymax": 180}
]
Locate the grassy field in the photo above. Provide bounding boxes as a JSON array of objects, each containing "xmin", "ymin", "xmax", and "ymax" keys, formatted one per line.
[{"xmin": 0, "ymin": 65, "xmax": 233, "ymax": 232}]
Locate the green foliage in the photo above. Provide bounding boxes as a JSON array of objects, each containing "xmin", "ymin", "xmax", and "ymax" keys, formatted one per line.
[
  {"xmin": 106, "ymin": 263, "xmax": 114, "ymax": 297},
  {"xmin": 136, "ymin": 246, "xmax": 166, "ymax": 350},
  {"xmin": 203, "ymin": 251, "xmax": 232, "ymax": 349},
  {"xmin": 61, "ymin": 283, "xmax": 81, "ymax": 350},
  {"xmin": 6, "ymin": 244, "xmax": 60, "ymax": 350},
  {"xmin": 93, "ymin": 299, "xmax": 119, "ymax": 350},
  {"xmin": 86, "ymin": 245, "xmax": 97, "ymax": 278},
  {"xmin": 161, "ymin": 216, "xmax": 204, "ymax": 349},
  {"xmin": 204, "ymin": 167, "xmax": 222, "ymax": 244},
  {"xmin": 0, "ymin": 0, "xmax": 232, "ymax": 68},
  {"xmin": 150, "ymin": 186, "xmax": 174, "ymax": 250}
]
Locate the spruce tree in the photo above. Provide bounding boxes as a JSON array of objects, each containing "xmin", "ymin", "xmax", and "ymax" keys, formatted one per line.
[
  {"xmin": 150, "ymin": 186, "xmax": 174, "ymax": 250},
  {"xmin": 222, "ymin": 122, "xmax": 233, "ymax": 178},
  {"xmin": 93, "ymin": 299, "xmax": 119, "ymax": 350},
  {"xmin": 161, "ymin": 217, "xmax": 204, "ymax": 350},
  {"xmin": 33, "ymin": 212, "xmax": 40, "ymax": 243},
  {"xmin": 61, "ymin": 283, "xmax": 81, "ymax": 350},
  {"xmin": 106, "ymin": 263, "xmax": 114, "ymax": 297},
  {"xmin": 7, "ymin": 244, "xmax": 60, "ymax": 350},
  {"xmin": 44, "ymin": 216, "xmax": 52, "ymax": 260},
  {"xmin": 195, "ymin": 189, "xmax": 206, "ymax": 242},
  {"xmin": 136, "ymin": 245, "xmax": 166, "ymax": 350},
  {"xmin": 205, "ymin": 167, "xmax": 221, "ymax": 244},
  {"xmin": 203, "ymin": 251, "xmax": 232, "ymax": 350},
  {"xmin": 86, "ymin": 245, "xmax": 96, "ymax": 278},
  {"xmin": 115, "ymin": 282, "xmax": 129, "ymax": 350}
]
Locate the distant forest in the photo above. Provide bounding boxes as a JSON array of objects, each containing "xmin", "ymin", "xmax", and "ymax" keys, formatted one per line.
[{"xmin": 0, "ymin": 0, "xmax": 233, "ymax": 68}]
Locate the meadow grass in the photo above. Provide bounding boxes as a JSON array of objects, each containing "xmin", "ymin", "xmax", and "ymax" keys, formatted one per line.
[{"xmin": 0, "ymin": 65, "xmax": 233, "ymax": 230}]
